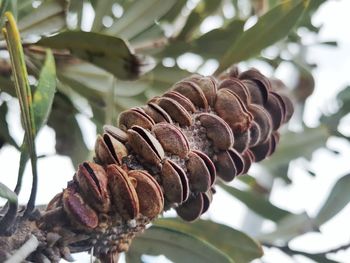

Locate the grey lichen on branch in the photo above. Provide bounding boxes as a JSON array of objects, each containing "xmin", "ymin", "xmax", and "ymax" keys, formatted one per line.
[{"xmin": 0, "ymin": 66, "xmax": 293, "ymax": 263}]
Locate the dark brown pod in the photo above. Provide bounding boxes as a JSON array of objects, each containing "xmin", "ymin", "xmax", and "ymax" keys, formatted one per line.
[
  {"xmin": 143, "ymin": 102, "xmax": 173, "ymax": 124},
  {"xmin": 176, "ymin": 194, "xmax": 204, "ymax": 221},
  {"xmin": 163, "ymin": 91, "xmax": 196, "ymax": 113},
  {"xmin": 215, "ymin": 148, "xmax": 245, "ymax": 181},
  {"xmin": 215, "ymin": 88, "xmax": 252, "ymax": 133},
  {"xmin": 218, "ymin": 78, "xmax": 250, "ymax": 104},
  {"xmin": 155, "ymin": 97, "xmax": 192, "ymax": 127},
  {"xmin": 193, "ymin": 76, "xmax": 218, "ymax": 106},
  {"xmin": 196, "ymin": 113, "xmax": 234, "ymax": 150},
  {"xmin": 106, "ymin": 164, "xmax": 139, "ymax": 220},
  {"xmin": 128, "ymin": 170, "xmax": 164, "ymax": 219},
  {"xmin": 161, "ymin": 159, "xmax": 189, "ymax": 204},
  {"xmin": 249, "ymin": 121, "xmax": 261, "ymax": 147},
  {"xmin": 127, "ymin": 126, "xmax": 165, "ymax": 167},
  {"xmin": 250, "ymin": 140, "xmax": 271, "ymax": 162},
  {"xmin": 201, "ymin": 190, "xmax": 213, "ymax": 215},
  {"xmin": 234, "ymin": 131, "xmax": 250, "ymax": 153},
  {"xmin": 95, "ymin": 133, "xmax": 128, "ymax": 166},
  {"xmin": 239, "ymin": 68, "xmax": 270, "ymax": 103},
  {"xmin": 62, "ymin": 184, "xmax": 98, "ymax": 230},
  {"xmin": 152, "ymin": 123, "xmax": 190, "ymax": 158},
  {"xmin": 241, "ymin": 150, "xmax": 255, "ymax": 174},
  {"xmin": 192, "ymin": 149, "xmax": 216, "ymax": 187},
  {"xmin": 76, "ymin": 162, "xmax": 111, "ymax": 212},
  {"xmin": 186, "ymin": 151, "xmax": 211, "ymax": 193},
  {"xmin": 248, "ymin": 104, "xmax": 273, "ymax": 143},
  {"xmin": 103, "ymin": 125, "xmax": 128, "ymax": 143},
  {"xmin": 172, "ymin": 80, "xmax": 208, "ymax": 110},
  {"xmin": 118, "ymin": 108, "xmax": 155, "ymax": 131},
  {"xmin": 264, "ymin": 93, "xmax": 284, "ymax": 130}
]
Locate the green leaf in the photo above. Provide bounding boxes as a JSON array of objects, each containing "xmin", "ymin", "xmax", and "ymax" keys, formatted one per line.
[
  {"xmin": 91, "ymin": 0, "xmax": 114, "ymax": 32},
  {"xmin": 0, "ymin": 0, "xmax": 10, "ymax": 27},
  {"xmin": 127, "ymin": 225, "xmax": 233, "ymax": 263},
  {"xmin": 193, "ymin": 19, "xmax": 245, "ymax": 59},
  {"xmin": 216, "ymin": 0, "xmax": 309, "ymax": 73},
  {"xmin": 0, "ymin": 182, "xmax": 17, "ymax": 204},
  {"xmin": 257, "ymin": 213, "xmax": 316, "ymax": 243},
  {"xmin": 33, "ymin": 49, "xmax": 56, "ymax": 132},
  {"xmin": 315, "ymin": 174, "xmax": 350, "ymax": 226},
  {"xmin": 3, "ymin": 12, "xmax": 38, "ymax": 215},
  {"xmin": 38, "ymin": 31, "xmax": 152, "ymax": 80},
  {"xmin": 219, "ymin": 183, "xmax": 291, "ymax": 222},
  {"xmin": 17, "ymin": 0, "xmax": 67, "ymax": 38},
  {"xmin": 106, "ymin": 0, "xmax": 177, "ymax": 40},
  {"xmin": 155, "ymin": 218, "xmax": 263, "ymax": 263}
]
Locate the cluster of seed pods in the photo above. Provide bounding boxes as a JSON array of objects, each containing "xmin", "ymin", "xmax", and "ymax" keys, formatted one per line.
[{"xmin": 41, "ymin": 67, "xmax": 293, "ymax": 262}]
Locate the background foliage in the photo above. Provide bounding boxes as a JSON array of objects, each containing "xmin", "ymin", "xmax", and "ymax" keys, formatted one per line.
[{"xmin": 0, "ymin": 0, "xmax": 349, "ymax": 262}]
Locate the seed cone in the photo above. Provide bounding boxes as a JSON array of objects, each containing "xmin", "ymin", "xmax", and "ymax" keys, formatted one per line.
[{"xmin": 39, "ymin": 67, "xmax": 293, "ymax": 262}]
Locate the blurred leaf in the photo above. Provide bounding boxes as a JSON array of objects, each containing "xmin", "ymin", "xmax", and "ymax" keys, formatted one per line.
[
  {"xmin": 127, "ymin": 225, "xmax": 233, "ymax": 263},
  {"xmin": 177, "ymin": 0, "xmax": 223, "ymax": 41},
  {"xmin": 91, "ymin": 0, "xmax": 114, "ymax": 32},
  {"xmin": 0, "ymin": 182, "xmax": 17, "ymax": 204},
  {"xmin": 106, "ymin": 0, "xmax": 177, "ymax": 40},
  {"xmin": 315, "ymin": 174, "xmax": 350, "ymax": 226},
  {"xmin": 33, "ymin": 49, "xmax": 56, "ymax": 132},
  {"xmin": 257, "ymin": 213, "xmax": 316, "ymax": 243},
  {"xmin": 0, "ymin": 102, "xmax": 19, "ymax": 148},
  {"xmin": 155, "ymin": 218, "xmax": 263, "ymax": 263},
  {"xmin": 192, "ymin": 19, "xmax": 245, "ymax": 59},
  {"xmin": 219, "ymin": 183, "xmax": 291, "ymax": 222},
  {"xmin": 47, "ymin": 93, "xmax": 89, "ymax": 167},
  {"xmin": 38, "ymin": 31, "xmax": 151, "ymax": 80},
  {"xmin": 217, "ymin": 0, "xmax": 309, "ymax": 73},
  {"xmin": 293, "ymin": 64, "xmax": 315, "ymax": 104},
  {"xmin": 264, "ymin": 127, "xmax": 329, "ymax": 169},
  {"xmin": 0, "ymin": 0, "xmax": 10, "ymax": 26},
  {"xmin": 17, "ymin": 0, "xmax": 67, "ymax": 38},
  {"xmin": 0, "ymin": 182, "xmax": 18, "ymax": 234}
]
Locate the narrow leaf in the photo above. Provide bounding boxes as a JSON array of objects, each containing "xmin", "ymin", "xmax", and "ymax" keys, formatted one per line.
[
  {"xmin": 33, "ymin": 49, "xmax": 57, "ymax": 131},
  {"xmin": 315, "ymin": 174, "xmax": 350, "ymax": 226},
  {"xmin": 216, "ymin": 0, "xmax": 309, "ymax": 73},
  {"xmin": 257, "ymin": 213, "xmax": 316, "ymax": 243},
  {"xmin": 155, "ymin": 218, "xmax": 263, "ymax": 263},
  {"xmin": 219, "ymin": 183, "xmax": 291, "ymax": 222},
  {"xmin": 127, "ymin": 225, "xmax": 233, "ymax": 263},
  {"xmin": 106, "ymin": 0, "xmax": 176, "ymax": 40},
  {"xmin": 17, "ymin": 0, "xmax": 67, "ymax": 37},
  {"xmin": 38, "ymin": 31, "xmax": 152, "ymax": 80},
  {"xmin": 3, "ymin": 12, "xmax": 37, "ymax": 215},
  {"xmin": 0, "ymin": 102, "xmax": 19, "ymax": 148}
]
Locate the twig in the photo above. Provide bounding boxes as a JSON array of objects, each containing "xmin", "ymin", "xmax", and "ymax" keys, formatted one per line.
[{"xmin": 4, "ymin": 235, "xmax": 39, "ymax": 263}]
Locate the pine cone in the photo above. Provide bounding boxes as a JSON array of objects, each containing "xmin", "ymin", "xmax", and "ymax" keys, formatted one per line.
[{"xmin": 39, "ymin": 67, "xmax": 293, "ymax": 262}]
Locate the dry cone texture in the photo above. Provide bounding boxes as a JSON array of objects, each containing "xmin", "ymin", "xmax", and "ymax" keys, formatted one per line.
[{"xmin": 31, "ymin": 67, "xmax": 293, "ymax": 262}]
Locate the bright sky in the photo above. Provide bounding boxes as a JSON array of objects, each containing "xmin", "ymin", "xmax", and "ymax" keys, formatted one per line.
[{"xmin": 1, "ymin": 0, "xmax": 350, "ymax": 262}]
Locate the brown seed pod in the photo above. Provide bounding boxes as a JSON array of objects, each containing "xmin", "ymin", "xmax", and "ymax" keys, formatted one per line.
[
  {"xmin": 62, "ymin": 183, "xmax": 98, "ymax": 230},
  {"xmin": 118, "ymin": 107, "xmax": 155, "ymax": 131},
  {"xmin": 76, "ymin": 162, "xmax": 111, "ymax": 212},
  {"xmin": 186, "ymin": 151, "xmax": 211, "ymax": 193},
  {"xmin": 172, "ymin": 80, "xmax": 208, "ymax": 110},
  {"xmin": 107, "ymin": 164, "xmax": 139, "ymax": 220},
  {"xmin": 196, "ymin": 113, "xmax": 234, "ymax": 150},
  {"xmin": 152, "ymin": 123, "xmax": 190, "ymax": 158},
  {"xmin": 95, "ymin": 133, "xmax": 128, "ymax": 166},
  {"xmin": 127, "ymin": 125, "xmax": 165, "ymax": 167},
  {"xmin": 176, "ymin": 194, "xmax": 204, "ymax": 221},
  {"xmin": 128, "ymin": 170, "xmax": 164, "ymax": 219}
]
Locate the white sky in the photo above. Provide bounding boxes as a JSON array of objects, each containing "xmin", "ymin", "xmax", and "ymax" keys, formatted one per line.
[{"xmin": 1, "ymin": 0, "xmax": 350, "ymax": 262}]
